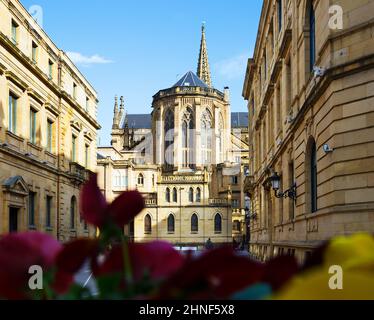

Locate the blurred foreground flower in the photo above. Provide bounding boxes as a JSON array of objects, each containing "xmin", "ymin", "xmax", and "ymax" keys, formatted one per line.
[
  {"xmin": 0, "ymin": 232, "xmax": 61, "ymax": 299},
  {"xmin": 80, "ymin": 173, "xmax": 144, "ymax": 228},
  {"xmin": 275, "ymin": 234, "xmax": 374, "ymax": 300},
  {"xmin": 1, "ymin": 174, "xmax": 372, "ymax": 300}
]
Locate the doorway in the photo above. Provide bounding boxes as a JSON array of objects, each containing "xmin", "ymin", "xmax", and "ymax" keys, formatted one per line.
[{"xmin": 9, "ymin": 207, "xmax": 19, "ymax": 232}]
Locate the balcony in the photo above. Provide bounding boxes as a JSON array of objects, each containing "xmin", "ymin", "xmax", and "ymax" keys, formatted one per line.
[
  {"xmin": 154, "ymin": 86, "xmax": 225, "ymax": 101},
  {"xmin": 144, "ymin": 193, "xmax": 158, "ymax": 207},
  {"xmin": 232, "ymin": 208, "xmax": 243, "ymax": 216},
  {"xmin": 160, "ymin": 175, "xmax": 205, "ymax": 184},
  {"xmin": 209, "ymin": 198, "xmax": 229, "ymax": 207},
  {"xmin": 69, "ymin": 162, "xmax": 92, "ymax": 185}
]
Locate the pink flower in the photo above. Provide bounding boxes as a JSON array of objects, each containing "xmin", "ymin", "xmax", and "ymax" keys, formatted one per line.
[
  {"xmin": 0, "ymin": 232, "xmax": 62, "ymax": 299},
  {"xmin": 80, "ymin": 173, "xmax": 145, "ymax": 228}
]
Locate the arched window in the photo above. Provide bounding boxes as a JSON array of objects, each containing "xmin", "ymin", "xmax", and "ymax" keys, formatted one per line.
[
  {"xmin": 189, "ymin": 187, "xmax": 194, "ymax": 203},
  {"xmin": 191, "ymin": 213, "xmax": 198, "ymax": 232},
  {"xmin": 172, "ymin": 187, "xmax": 177, "ymax": 203},
  {"xmin": 306, "ymin": 137, "xmax": 318, "ymax": 213},
  {"xmin": 165, "ymin": 188, "xmax": 171, "ymax": 203},
  {"xmin": 196, "ymin": 187, "xmax": 201, "ymax": 203},
  {"xmin": 201, "ymin": 109, "xmax": 213, "ymax": 166},
  {"xmin": 164, "ymin": 109, "xmax": 175, "ymax": 168},
  {"xmin": 306, "ymin": 0, "xmax": 316, "ymax": 73},
  {"xmin": 214, "ymin": 213, "xmax": 222, "ymax": 233},
  {"xmin": 137, "ymin": 173, "xmax": 144, "ymax": 186},
  {"xmin": 70, "ymin": 196, "xmax": 76, "ymax": 230},
  {"xmin": 167, "ymin": 214, "xmax": 175, "ymax": 233},
  {"xmin": 144, "ymin": 214, "xmax": 152, "ymax": 234},
  {"xmin": 182, "ymin": 107, "xmax": 195, "ymax": 168}
]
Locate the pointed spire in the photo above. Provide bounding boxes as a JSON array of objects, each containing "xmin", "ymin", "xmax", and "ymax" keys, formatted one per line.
[
  {"xmin": 197, "ymin": 22, "xmax": 212, "ymax": 87},
  {"xmin": 112, "ymin": 95, "xmax": 119, "ymax": 129}
]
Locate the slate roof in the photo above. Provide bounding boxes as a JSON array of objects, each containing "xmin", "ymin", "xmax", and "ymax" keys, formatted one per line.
[
  {"xmin": 127, "ymin": 114, "xmax": 152, "ymax": 129},
  {"xmin": 173, "ymin": 71, "xmax": 208, "ymax": 88},
  {"xmin": 231, "ymin": 112, "xmax": 248, "ymax": 128}
]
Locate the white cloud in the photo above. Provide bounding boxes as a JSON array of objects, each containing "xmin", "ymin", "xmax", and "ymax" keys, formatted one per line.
[
  {"xmin": 66, "ymin": 51, "xmax": 113, "ymax": 66},
  {"xmin": 213, "ymin": 53, "xmax": 248, "ymax": 80}
]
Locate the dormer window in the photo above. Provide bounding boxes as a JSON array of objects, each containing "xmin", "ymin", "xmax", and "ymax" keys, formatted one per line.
[
  {"xmin": 73, "ymin": 83, "xmax": 77, "ymax": 99},
  {"xmin": 11, "ymin": 20, "xmax": 18, "ymax": 44},
  {"xmin": 32, "ymin": 41, "xmax": 38, "ymax": 63},
  {"xmin": 48, "ymin": 60, "xmax": 54, "ymax": 79}
]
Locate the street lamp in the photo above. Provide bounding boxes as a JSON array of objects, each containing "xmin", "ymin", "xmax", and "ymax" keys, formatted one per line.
[{"xmin": 269, "ymin": 172, "xmax": 297, "ymax": 201}]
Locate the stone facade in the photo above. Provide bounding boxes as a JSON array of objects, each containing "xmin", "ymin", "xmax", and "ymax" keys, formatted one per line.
[
  {"xmin": 0, "ymin": 0, "xmax": 100, "ymax": 240},
  {"xmin": 243, "ymin": 0, "xmax": 374, "ymax": 263},
  {"xmin": 98, "ymin": 26, "xmax": 249, "ymax": 249}
]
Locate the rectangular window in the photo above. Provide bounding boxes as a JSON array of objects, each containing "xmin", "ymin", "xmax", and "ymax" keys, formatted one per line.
[
  {"xmin": 8, "ymin": 94, "xmax": 17, "ymax": 134},
  {"xmin": 289, "ymin": 161, "xmax": 295, "ymax": 220},
  {"xmin": 30, "ymin": 108, "xmax": 37, "ymax": 144},
  {"xmin": 71, "ymin": 135, "xmax": 77, "ymax": 162},
  {"xmin": 264, "ymin": 51, "xmax": 267, "ymax": 80},
  {"xmin": 73, "ymin": 83, "xmax": 77, "ymax": 99},
  {"xmin": 32, "ymin": 41, "xmax": 38, "ymax": 63},
  {"xmin": 46, "ymin": 196, "xmax": 52, "ymax": 228},
  {"xmin": 47, "ymin": 120, "xmax": 53, "ymax": 153},
  {"xmin": 232, "ymin": 199, "xmax": 239, "ymax": 208},
  {"xmin": 85, "ymin": 144, "xmax": 89, "ymax": 168},
  {"xmin": 11, "ymin": 20, "xmax": 18, "ymax": 44},
  {"xmin": 86, "ymin": 97, "xmax": 89, "ymax": 111},
  {"xmin": 231, "ymin": 176, "xmax": 239, "ymax": 185},
  {"xmin": 48, "ymin": 60, "xmax": 54, "ymax": 79},
  {"xmin": 278, "ymin": 0, "xmax": 283, "ymax": 32},
  {"xmin": 29, "ymin": 192, "xmax": 36, "ymax": 227}
]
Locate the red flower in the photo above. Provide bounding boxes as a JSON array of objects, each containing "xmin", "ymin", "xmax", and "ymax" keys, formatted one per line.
[
  {"xmin": 95, "ymin": 241, "xmax": 185, "ymax": 282},
  {"xmin": 263, "ymin": 255, "xmax": 299, "ymax": 291},
  {"xmin": 80, "ymin": 174, "xmax": 145, "ymax": 228},
  {"xmin": 0, "ymin": 232, "xmax": 62, "ymax": 300},
  {"xmin": 56, "ymin": 239, "xmax": 99, "ymax": 274},
  {"xmin": 158, "ymin": 246, "xmax": 265, "ymax": 299},
  {"xmin": 53, "ymin": 239, "xmax": 100, "ymax": 294}
]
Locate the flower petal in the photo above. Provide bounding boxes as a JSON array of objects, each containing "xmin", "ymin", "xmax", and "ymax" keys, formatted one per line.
[
  {"xmin": 0, "ymin": 232, "xmax": 61, "ymax": 299},
  {"xmin": 263, "ymin": 255, "xmax": 299, "ymax": 291},
  {"xmin": 158, "ymin": 246, "xmax": 264, "ymax": 299},
  {"xmin": 96, "ymin": 241, "xmax": 184, "ymax": 282},
  {"xmin": 107, "ymin": 191, "xmax": 145, "ymax": 227},
  {"xmin": 80, "ymin": 173, "xmax": 108, "ymax": 227},
  {"xmin": 56, "ymin": 239, "xmax": 99, "ymax": 274}
]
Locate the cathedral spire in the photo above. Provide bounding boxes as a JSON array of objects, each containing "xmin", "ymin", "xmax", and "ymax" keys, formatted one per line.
[{"xmin": 197, "ymin": 22, "xmax": 212, "ymax": 87}]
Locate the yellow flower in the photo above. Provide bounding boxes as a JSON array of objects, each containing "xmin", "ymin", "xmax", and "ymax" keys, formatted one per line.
[{"xmin": 275, "ymin": 234, "xmax": 374, "ymax": 300}]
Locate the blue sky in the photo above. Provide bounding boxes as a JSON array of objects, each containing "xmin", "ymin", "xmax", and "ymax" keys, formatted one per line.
[{"xmin": 20, "ymin": 0, "xmax": 262, "ymax": 145}]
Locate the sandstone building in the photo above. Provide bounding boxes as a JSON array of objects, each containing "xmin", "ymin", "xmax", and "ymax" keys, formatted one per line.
[
  {"xmin": 0, "ymin": 0, "xmax": 100, "ymax": 240},
  {"xmin": 243, "ymin": 0, "xmax": 374, "ymax": 263},
  {"xmin": 98, "ymin": 26, "xmax": 249, "ymax": 249}
]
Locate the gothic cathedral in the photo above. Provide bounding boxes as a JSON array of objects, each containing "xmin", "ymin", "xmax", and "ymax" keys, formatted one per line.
[{"xmin": 97, "ymin": 25, "xmax": 249, "ymax": 249}]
